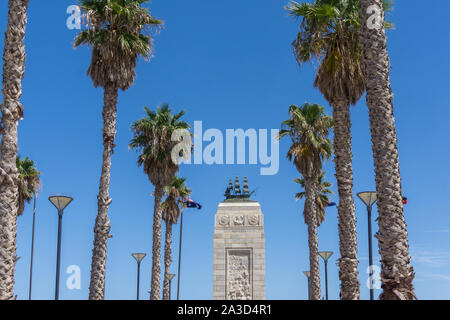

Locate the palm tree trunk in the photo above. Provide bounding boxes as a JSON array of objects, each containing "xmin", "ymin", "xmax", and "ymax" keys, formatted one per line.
[
  {"xmin": 332, "ymin": 99, "xmax": 360, "ymax": 300},
  {"xmin": 0, "ymin": 0, "xmax": 29, "ymax": 300},
  {"xmin": 150, "ymin": 186, "xmax": 164, "ymax": 300},
  {"xmin": 358, "ymin": 0, "xmax": 415, "ymax": 300},
  {"xmin": 88, "ymin": 83, "xmax": 118, "ymax": 300},
  {"xmin": 304, "ymin": 176, "xmax": 321, "ymax": 300},
  {"xmin": 162, "ymin": 220, "xmax": 173, "ymax": 300}
]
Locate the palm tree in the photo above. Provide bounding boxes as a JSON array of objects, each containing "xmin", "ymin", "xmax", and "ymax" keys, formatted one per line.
[
  {"xmin": 74, "ymin": 0, "xmax": 162, "ymax": 300},
  {"xmin": 16, "ymin": 156, "xmax": 41, "ymax": 217},
  {"xmin": 16, "ymin": 156, "xmax": 41, "ymax": 300},
  {"xmin": 0, "ymin": 0, "xmax": 30, "ymax": 300},
  {"xmin": 286, "ymin": 0, "xmax": 365, "ymax": 299},
  {"xmin": 161, "ymin": 177, "xmax": 191, "ymax": 300},
  {"xmin": 130, "ymin": 104, "xmax": 190, "ymax": 300},
  {"xmin": 294, "ymin": 171, "xmax": 334, "ymax": 227},
  {"xmin": 280, "ymin": 103, "xmax": 333, "ymax": 300},
  {"xmin": 358, "ymin": 0, "xmax": 415, "ymax": 300}
]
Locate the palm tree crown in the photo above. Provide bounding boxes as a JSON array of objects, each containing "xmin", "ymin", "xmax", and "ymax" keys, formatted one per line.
[
  {"xmin": 287, "ymin": 0, "xmax": 391, "ymax": 103},
  {"xmin": 287, "ymin": 0, "xmax": 366, "ymax": 104},
  {"xmin": 280, "ymin": 103, "xmax": 333, "ymax": 178},
  {"xmin": 130, "ymin": 104, "xmax": 190, "ymax": 187},
  {"xmin": 294, "ymin": 171, "xmax": 333, "ymax": 226},
  {"xmin": 162, "ymin": 177, "xmax": 191, "ymax": 225},
  {"xmin": 16, "ymin": 156, "xmax": 40, "ymax": 216},
  {"xmin": 74, "ymin": 0, "xmax": 162, "ymax": 90}
]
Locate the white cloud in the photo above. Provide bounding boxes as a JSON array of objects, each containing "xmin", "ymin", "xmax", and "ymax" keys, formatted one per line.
[
  {"xmin": 411, "ymin": 247, "xmax": 450, "ymax": 267},
  {"xmin": 423, "ymin": 274, "xmax": 450, "ymax": 282},
  {"xmin": 425, "ymin": 230, "xmax": 450, "ymax": 234}
]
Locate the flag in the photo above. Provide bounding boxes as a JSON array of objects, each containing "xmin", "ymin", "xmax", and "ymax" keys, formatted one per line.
[{"xmin": 184, "ymin": 198, "xmax": 202, "ymax": 210}]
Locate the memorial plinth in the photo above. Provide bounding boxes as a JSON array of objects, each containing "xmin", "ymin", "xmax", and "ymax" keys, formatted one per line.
[{"xmin": 213, "ymin": 178, "xmax": 265, "ymax": 300}]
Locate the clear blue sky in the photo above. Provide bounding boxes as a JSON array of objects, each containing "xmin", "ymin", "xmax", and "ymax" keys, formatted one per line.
[{"xmin": 1, "ymin": 0, "xmax": 449, "ymax": 300}]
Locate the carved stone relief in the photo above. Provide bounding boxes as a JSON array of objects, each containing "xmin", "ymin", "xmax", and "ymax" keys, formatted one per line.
[
  {"xmin": 248, "ymin": 215, "xmax": 259, "ymax": 226},
  {"xmin": 226, "ymin": 249, "xmax": 252, "ymax": 300},
  {"xmin": 233, "ymin": 215, "xmax": 244, "ymax": 226},
  {"xmin": 219, "ymin": 215, "xmax": 229, "ymax": 226}
]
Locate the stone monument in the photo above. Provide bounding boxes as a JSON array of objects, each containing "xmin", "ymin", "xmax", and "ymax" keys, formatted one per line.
[{"xmin": 213, "ymin": 177, "xmax": 265, "ymax": 300}]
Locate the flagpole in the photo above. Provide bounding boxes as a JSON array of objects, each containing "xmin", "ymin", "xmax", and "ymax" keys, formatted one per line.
[
  {"xmin": 176, "ymin": 199, "xmax": 201, "ymax": 300},
  {"xmin": 176, "ymin": 211, "xmax": 184, "ymax": 300}
]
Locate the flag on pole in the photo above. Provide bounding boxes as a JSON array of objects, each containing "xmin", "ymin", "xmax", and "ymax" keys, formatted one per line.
[{"xmin": 184, "ymin": 198, "xmax": 202, "ymax": 210}]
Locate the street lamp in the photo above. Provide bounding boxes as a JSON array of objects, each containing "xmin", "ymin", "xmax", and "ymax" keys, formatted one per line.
[
  {"xmin": 319, "ymin": 251, "xmax": 333, "ymax": 300},
  {"xmin": 132, "ymin": 253, "xmax": 146, "ymax": 300},
  {"xmin": 303, "ymin": 271, "xmax": 311, "ymax": 300},
  {"xmin": 167, "ymin": 273, "xmax": 176, "ymax": 300},
  {"xmin": 48, "ymin": 195, "xmax": 73, "ymax": 300},
  {"xmin": 357, "ymin": 191, "xmax": 377, "ymax": 300}
]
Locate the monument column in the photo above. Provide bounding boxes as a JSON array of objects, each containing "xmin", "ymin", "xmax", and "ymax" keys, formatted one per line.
[{"xmin": 213, "ymin": 177, "xmax": 266, "ymax": 300}]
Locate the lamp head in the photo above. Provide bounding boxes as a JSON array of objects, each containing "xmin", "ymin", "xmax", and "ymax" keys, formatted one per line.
[
  {"xmin": 48, "ymin": 196, "xmax": 73, "ymax": 212},
  {"xmin": 132, "ymin": 253, "xmax": 146, "ymax": 262},
  {"xmin": 167, "ymin": 274, "xmax": 176, "ymax": 281},
  {"xmin": 357, "ymin": 192, "xmax": 377, "ymax": 207},
  {"xmin": 319, "ymin": 251, "xmax": 333, "ymax": 261}
]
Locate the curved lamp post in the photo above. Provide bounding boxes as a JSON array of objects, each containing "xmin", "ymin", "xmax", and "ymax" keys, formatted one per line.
[
  {"xmin": 48, "ymin": 195, "xmax": 73, "ymax": 300},
  {"xmin": 132, "ymin": 253, "xmax": 146, "ymax": 300},
  {"xmin": 318, "ymin": 251, "xmax": 333, "ymax": 300},
  {"xmin": 303, "ymin": 271, "xmax": 311, "ymax": 300},
  {"xmin": 167, "ymin": 273, "xmax": 176, "ymax": 300},
  {"xmin": 357, "ymin": 191, "xmax": 377, "ymax": 300}
]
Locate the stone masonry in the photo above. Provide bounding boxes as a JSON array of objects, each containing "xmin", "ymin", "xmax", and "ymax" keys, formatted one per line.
[{"xmin": 213, "ymin": 200, "xmax": 265, "ymax": 300}]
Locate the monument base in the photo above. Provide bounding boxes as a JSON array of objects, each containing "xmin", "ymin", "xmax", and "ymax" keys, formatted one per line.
[{"xmin": 213, "ymin": 200, "xmax": 265, "ymax": 300}]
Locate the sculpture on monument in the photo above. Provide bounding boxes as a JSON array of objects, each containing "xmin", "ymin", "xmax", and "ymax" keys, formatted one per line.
[
  {"xmin": 213, "ymin": 177, "xmax": 266, "ymax": 300},
  {"xmin": 224, "ymin": 176, "xmax": 254, "ymax": 201}
]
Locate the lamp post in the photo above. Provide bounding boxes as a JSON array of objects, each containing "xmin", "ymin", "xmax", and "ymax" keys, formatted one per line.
[
  {"xmin": 318, "ymin": 251, "xmax": 333, "ymax": 300},
  {"xmin": 48, "ymin": 195, "xmax": 73, "ymax": 300},
  {"xmin": 167, "ymin": 273, "xmax": 176, "ymax": 300},
  {"xmin": 132, "ymin": 253, "xmax": 146, "ymax": 300},
  {"xmin": 28, "ymin": 192, "xmax": 37, "ymax": 300},
  {"xmin": 357, "ymin": 191, "xmax": 377, "ymax": 300},
  {"xmin": 303, "ymin": 271, "xmax": 311, "ymax": 300}
]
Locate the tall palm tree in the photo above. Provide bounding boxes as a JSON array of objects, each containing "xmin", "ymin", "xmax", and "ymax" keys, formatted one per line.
[
  {"xmin": 74, "ymin": 0, "xmax": 162, "ymax": 300},
  {"xmin": 161, "ymin": 176, "xmax": 191, "ymax": 300},
  {"xmin": 16, "ymin": 156, "xmax": 41, "ymax": 300},
  {"xmin": 358, "ymin": 0, "xmax": 415, "ymax": 300},
  {"xmin": 0, "ymin": 0, "xmax": 30, "ymax": 300},
  {"xmin": 280, "ymin": 103, "xmax": 333, "ymax": 300},
  {"xmin": 294, "ymin": 171, "xmax": 334, "ymax": 227},
  {"xmin": 286, "ymin": 0, "xmax": 365, "ymax": 299},
  {"xmin": 130, "ymin": 104, "xmax": 190, "ymax": 300}
]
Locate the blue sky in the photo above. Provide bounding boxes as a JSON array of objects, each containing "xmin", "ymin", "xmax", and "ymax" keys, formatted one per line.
[{"xmin": 1, "ymin": 0, "xmax": 449, "ymax": 300}]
